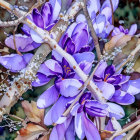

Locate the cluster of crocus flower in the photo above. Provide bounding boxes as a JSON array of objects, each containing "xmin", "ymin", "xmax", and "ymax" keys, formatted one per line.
[{"xmin": 0, "ymin": 0, "xmax": 140, "ymax": 140}]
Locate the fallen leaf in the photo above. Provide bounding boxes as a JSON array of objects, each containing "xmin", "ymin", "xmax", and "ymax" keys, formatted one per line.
[
  {"xmin": 113, "ymin": 37, "xmax": 138, "ymax": 66},
  {"xmin": 133, "ymin": 56, "xmax": 140, "ymax": 73},
  {"xmin": 101, "ymin": 130, "xmax": 114, "ymax": 140},
  {"xmin": 105, "ymin": 33, "xmax": 131, "ymax": 51},
  {"xmin": 15, "ymin": 123, "xmax": 46, "ymax": 140},
  {"xmin": 21, "ymin": 101, "xmax": 44, "ymax": 124}
]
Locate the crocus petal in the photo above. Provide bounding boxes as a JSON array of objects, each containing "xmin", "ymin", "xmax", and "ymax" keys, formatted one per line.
[
  {"xmin": 101, "ymin": 0, "xmax": 119, "ymax": 12},
  {"xmin": 65, "ymin": 118, "xmax": 75, "ymax": 140},
  {"xmin": 38, "ymin": 59, "xmax": 63, "ymax": 76},
  {"xmin": 0, "ymin": 53, "xmax": 33, "ymax": 72},
  {"xmin": 49, "ymin": 0, "xmax": 61, "ymax": 22},
  {"xmin": 66, "ymin": 22, "xmax": 77, "ymax": 37},
  {"xmin": 71, "ymin": 103, "xmax": 80, "ymax": 116},
  {"xmin": 44, "ymin": 96, "xmax": 73, "ymax": 125},
  {"xmin": 5, "ymin": 34, "xmax": 40, "ymax": 52},
  {"xmin": 128, "ymin": 24, "xmax": 137, "ymax": 36},
  {"xmin": 21, "ymin": 24, "xmax": 31, "ymax": 36},
  {"xmin": 51, "ymin": 96, "xmax": 74, "ymax": 124},
  {"xmin": 50, "ymin": 116, "xmax": 72, "ymax": 140},
  {"xmin": 32, "ymin": 73, "xmax": 51, "ymax": 87},
  {"xmin": 75, "ymin": 113, "xmax": 85, "ymax": 139},
  {"xmin": 93, "ymin": 14, "xmax": 106, "ymax": 34},
  {"xmin": 82, "ymin": 113, "xmax": 101, "ymax": 140},
  {"xmin": 52, "ymin": 50, "xmax": 63, "ymax": 62},
  {"xmin": 73, "ymin": 52, "xmax": 95, "ymax": 64},
  {"xmin": 107, "ymin": 103, "xmax": 125, "ymax": 120},
  {"xmin": 55, "ymin": 79, "xmax": 82, "ymax": 97},
  {"xmin": 79, "ymin": 61, "xmax": 92, "ymax": 75},
  {"xmin": 32, "ymin": 8, "xmax": 44, "ymax": 29},
  {"xmin": 76, "ymin": 14, "xmax": 86, "ymax": 23},
  {"xmin": 104, "ymin": 65, "xmax": 115, "ymax": 78},
  {"xmin": 107, "ymin": 74, "xmax": 122, "ymax": 84},
  {"xmin": 72, "ymin": 23, "xmax": 89, "ymax": 52},
  {"xmin": 94, "ymin": 61, "xmax": 107, "ymax": 79},
  {"xmin": 79, "ymin": 92, "xmax": 91, "ymax": 104},
  {"xmin": 64, "ymin": 37, "xmax": 75, "ymax": 55},
  {"xmin": 87, "ymin": 0, "xmax": 100, "ymax": 18},
  {"xmin": 122, "ymin": 79, "xmax": 140, "ymax": 95},
  {"xmin": 79, "ymin": 45, "xmax": 90, "ymax": 53},
  {"xmin": 30, "ymin": 29, "xmax": 44, "ymax": 43},
  {"xmin": 85, "ymin": 100, "xmax": 108, "ymax": 117},
  {"xmin": 37, "ymin": 85, "xmax": 59, "ymax": 109},
  {"xmin": 41, "ymin": 2, "xmax": 52, "ymax": 26},
  {"xmin": 101, "ymin": 7, "xmax": 112, "ymax": 21},
  {"xmin": 110, "ymin": 90, "xmax": 135, "ymax": 105},
  {"xmin": 44, "ymin": 108, "xmax": 53, "ymax": 125},
  {"xmin": 96, "ymin": 82, "xmax": 115, "ymax": 100}
]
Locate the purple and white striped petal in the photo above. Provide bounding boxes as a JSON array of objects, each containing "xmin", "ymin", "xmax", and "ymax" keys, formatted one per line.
[
  {"xmin": 37, "ymin": 85, "xmax": 59, "ymax": 109},
  {"xmin": 87, "ymin": 0, "xmax": 100, "ymax": 18},
  {"xmin": 44, "ymin": 96, "xmax": 73, "ymax": 125},
  {"xmin": 101, "ymin": 0, "xmax": 119, "ymax": 12},
  {"xmin": 5, "ymin": 34, "xmax": 40, "ymax": 52},
  {"xmin": 84, "ymin": 100, "xmax": 108, "ymax": 117},
  {"xmin": 82, "ymin": 113, "xmax": 101, "ymax": 140},
  {"xmin": 0, "ymin": 53, "xmax": 33, "ymax": 72},
  {"xmin": 107, "ymin": 102, "xmax": 125, "ymax": 120},
  {"xmin": 110, "ymin": 90, "xmax": 135, "ymax": 105},
  {"xmin": 49, "ymin": 0, "xmax": 61, "ymax": 22},
  {"xmin": 94, "ymin": 61, "xmax": 107, "ymax": 79},
  {"xmin": 55, "ymin": 79, "xmax": 82, "ymax": 97},
  {"xmin": 41, "ymin": 2, "xmax": 52, "ymax": 26},
  {"xmin": 50, "ymin": 116, "xmax": 72, "ymax": 140},
  {"xmin": 38, "ymin": 59, "xmax": 63, "ymax": 76},
  {"xmin": 32, "ymin": 8, "xmax": 44, "ymax": 29},
  {"xmin": 121, "ymin": 78, "xmax": 140, "ymax": 95},
  {"xmin": 75, "ymin": 112, "xmax": 85, "ymax": 139},
  {"xmin": 96, "ymin": 82, "xmax": 115, "ymax": 100},
  {"xmin": 32, "ymin": 73, "xmax": 51, "ymax": 87},
  {"xmin": 73, "ymin": 52, "xmax": 95, "ymax": 64}
]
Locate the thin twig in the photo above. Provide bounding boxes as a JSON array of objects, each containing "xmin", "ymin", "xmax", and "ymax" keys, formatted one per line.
[
  {"xmin": 109, "ymin": 119, "xmax": 140, "ymax": 140},
  {"xmin": 82, "ymin": 0, "xmax": 101, "ymax": 61},
  {"xmin": 116, "ymin": 43, "xmax": 140, "ymax": 72},
  {"xmin": 13, "ymin": 26, "xmax": 22, "ymax": 55},
  {"xmin": 125, "ymin": 124, "xmax": 140, "ymax": 140},
  {"xmin": 63, "ymin": 63, "xmax": 100, "ymax": 117},
  {"xmin": 109, "ymin": 0, "xmax": 114, "ymax": 25},
  {"xmin": 0, "ymin": 0, "xmax": 44, "ymax": 27},
  {"xmin": 9, "ymin": 114, "xmax": 24, "ymax": 122}
]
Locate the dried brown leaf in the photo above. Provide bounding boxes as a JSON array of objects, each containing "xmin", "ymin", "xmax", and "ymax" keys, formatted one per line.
[
  {"xmin": 133, "ymin": 56, "xmax": 140, "ymax": 73},
  {"xmin": 105, "ymin": 33, "xmax": 131, "ymax": 51},
  {"xmin": 15, "ymin": 123, "xmax": 46, "ymax": 140},
  {"xmin": 21, "ymin": 101, "xmax": 44, "ymax": 124}
]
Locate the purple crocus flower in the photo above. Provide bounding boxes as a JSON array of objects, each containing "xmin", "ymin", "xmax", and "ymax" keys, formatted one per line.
[
  {"xmin": 76, "ymin": 0, "xmax": 119, "ymax": 39},
  {"xmin": 23, "ymin": 0, "xmax": 61, "ymax": 43},
  {"xmin": 47, "ymin": 92, "xmax": 108, "ymax": 140},
  {"xmin": 112, "ymin": 24, "xmax": 137, "ymax": 36},
  {"xmin": 93, "ymin": 61, "xmax": 140, "ymax": 106},
  {"xmin": 70, "ymin": 92, "xmax": 108, "ymax": 140},
  {"xmin": 5, "ymin": 0, "xmax": 61, "ymax": 52},
  {"xmin": 35, "ymin": 22, "xmax": 95, "ymax": 104}
]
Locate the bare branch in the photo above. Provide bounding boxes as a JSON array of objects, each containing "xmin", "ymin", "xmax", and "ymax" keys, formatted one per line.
[
  {"xmin": 109, "ymin": 119, "xmax": 140, "ymax": 140},
  {"xmin": 82, "ymin": 0, "xmax": 102, "ymax": 61}
]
